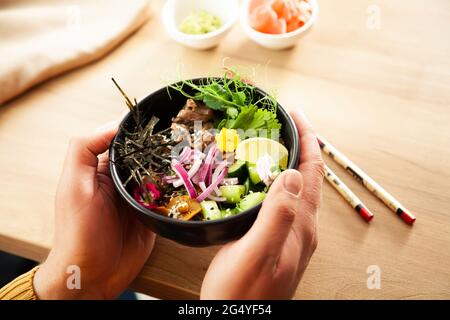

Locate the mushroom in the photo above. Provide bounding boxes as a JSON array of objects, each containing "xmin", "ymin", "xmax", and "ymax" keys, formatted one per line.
[{"xmin": 156, "ymin": 195, "xmax": 201, "ymax": 221}]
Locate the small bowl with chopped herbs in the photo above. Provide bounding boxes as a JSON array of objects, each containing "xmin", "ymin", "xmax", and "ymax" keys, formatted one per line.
[{"xmin": 162, "ymin": 0, "xmax": 239, "ymax": 50}]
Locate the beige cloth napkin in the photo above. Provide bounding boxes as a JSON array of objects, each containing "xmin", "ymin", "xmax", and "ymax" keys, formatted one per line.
[{"xmin": 0, "ymin": 0, "xmax": 150, "ymax": 105}]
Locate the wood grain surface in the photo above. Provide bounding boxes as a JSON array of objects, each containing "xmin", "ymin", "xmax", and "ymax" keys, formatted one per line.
[{"xmin": 1, "ymin": 0, "xmax": 449, "ymax": 299}]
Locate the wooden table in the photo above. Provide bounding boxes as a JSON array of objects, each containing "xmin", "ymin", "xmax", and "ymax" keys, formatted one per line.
[{"xmin": 1, "ymin": 0, "xmax": 450, "ymax": 299}]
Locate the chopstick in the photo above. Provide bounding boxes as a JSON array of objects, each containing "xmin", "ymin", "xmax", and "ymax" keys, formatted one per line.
[
  {"xmin": 324, "ymin": 165, "xmax": 374, "ymax": 222},
  {"xmin": 317, "ymin": 134, "xmax": 416, "ymax": 225}
]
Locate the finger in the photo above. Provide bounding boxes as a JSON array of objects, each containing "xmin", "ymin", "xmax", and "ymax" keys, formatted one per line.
[
  {"xmin": 97, "ymin": 119, "xmax": 122, "ymax": 176},
  {"xmin": 242, "ymin": 169, "xmax": 303, "ymax": 260},
  {"xmin": 63, "ymin": 122, "xmax": 118, "ymax": 182},
  {"xmin": 98, "ymin": 150, "xmax": 111, "ymax": 177},
  {"xmin": 291, "ymin": 110, "xmax": 323, "ymax": 168},
  {"xmin": 290, "ymin": 111, "xmax": 325, "ymax": 216}
]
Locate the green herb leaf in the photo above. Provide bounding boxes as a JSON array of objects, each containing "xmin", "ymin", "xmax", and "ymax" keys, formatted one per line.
[
  {"xmin": 232, "ymin": 91, "xmax": 246, "ymax": 106},
  {"xmin": 228, "ymin": 105, "xmax": 257, "ymax": 129},
  {"xmin": 226, "ymin": 107, "xmax": 239, "ymax": 119},
  {"xmin": 248, "ymin": 108, "xmax": 281, "ymax": 131},
  {"xmin": 201, "ymin": 83, "xmax": 231, "ymax": 111},
  {"xmin": 203, "ymin": 94, "xmax": 225, "ymax": 110},
  {"xmin": 216, "ymin": 118, "xmax": 227, "ymax": 130},
  {"xmin": 225, "ymin": 106, "xmax": 281, "ymax": 138}
]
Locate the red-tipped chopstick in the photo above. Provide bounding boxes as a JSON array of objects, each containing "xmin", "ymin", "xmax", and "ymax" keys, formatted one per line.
[
  {"xmin": 317, "ymin": 135, "xmax": 416, "ymax": 225},
  {"xmin": 324, "ymin": 165, "xmax": 374, "ymax": 222}
]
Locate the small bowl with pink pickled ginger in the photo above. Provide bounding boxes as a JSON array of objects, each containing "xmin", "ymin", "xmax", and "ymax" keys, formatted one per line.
[{"xmin": 241, "ymin": 0, "xmax": 318, "ymax": 50}]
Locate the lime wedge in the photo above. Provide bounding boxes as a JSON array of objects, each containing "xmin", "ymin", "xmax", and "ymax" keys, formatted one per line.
[{"xmin": 235, "ymin": 137, "xmax": 289, "ymax": 169}]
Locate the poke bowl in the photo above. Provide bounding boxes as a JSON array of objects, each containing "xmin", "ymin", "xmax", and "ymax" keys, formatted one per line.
[{"xmin": 109, "ymin": 75, "xmax": 299, "ymax": 246}]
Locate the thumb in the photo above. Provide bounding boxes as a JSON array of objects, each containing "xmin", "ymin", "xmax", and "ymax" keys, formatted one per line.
[{"xmin": 243, "ymin": 169, "xmax": 303, "ymax": 259}]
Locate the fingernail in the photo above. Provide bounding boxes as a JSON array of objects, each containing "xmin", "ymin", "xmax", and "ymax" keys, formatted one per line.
[
  {"xmin": 95, "ymin": 121, "xmax": 117, "ymax": 133},
  {"xmin": 284, "ymin": 170, "xmax": 302, "ymax": 196}
]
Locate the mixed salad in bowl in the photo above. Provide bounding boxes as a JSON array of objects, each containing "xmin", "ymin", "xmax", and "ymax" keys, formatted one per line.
[{"xmin": 112, "ymin": 73, "xmax": 289, "ymax": 222}]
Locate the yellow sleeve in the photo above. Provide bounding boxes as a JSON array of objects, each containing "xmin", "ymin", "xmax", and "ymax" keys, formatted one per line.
[{"xmin": 0, "ymin": 266, "xmax": 39, "ymax": 300}]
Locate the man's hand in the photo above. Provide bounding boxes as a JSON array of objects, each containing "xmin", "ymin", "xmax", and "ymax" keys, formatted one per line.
[
  {"xmin": 33, "ymin": 122, "xmax": 155, "ymax": 299},
  {"xmin": 200, "ymin": 111, "xmax": 325, "ymax": 299}
]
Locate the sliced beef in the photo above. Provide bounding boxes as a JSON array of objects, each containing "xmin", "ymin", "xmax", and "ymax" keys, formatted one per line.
[
  {"xmin": 192, "ymin": 128, "xmax": 215, "ymax": 150},
  {"xmin": 172, "ymin": 99, "xmax": 214, "ymax": 125},
  {"xmin": 171, "ymin": 123, "xmax": 191, "ymax": 144}
]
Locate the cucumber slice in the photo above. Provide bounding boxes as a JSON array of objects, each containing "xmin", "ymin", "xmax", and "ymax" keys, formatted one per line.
[
  {"xmin": 270, "ymin": 164, "xmax": 282, "ymax": 178},
  {"xmin": 200, "ymin": 201, "xmax": 222, "ymax": 220},
  {"xmin": 237, "ymin": 192, "xmax": 266, "ymax": 212},
  {"xmin": 220, "ymin": 208, "xmax": 238, "ymax": 218},
  {"xmin": 248, "ymin": 180, "xmax": 266, "ymax": 193},
  {"xmin": 243, "ymin": 178, "xmax": 250, "ymax": 195},
  {"xmin": 248, "ymin": 162, "xmax": 282, "ymax": 186},
  {"xmin": 247, "ymin": 163, "xmax": 262, "ymax": 185},
  {"xmin": 219, "ymin": 185, "xmax": 246, "ymax": 203},
  {"xmin": 227, "ymin": 160, "xmax": 247, "ymax": 183}
]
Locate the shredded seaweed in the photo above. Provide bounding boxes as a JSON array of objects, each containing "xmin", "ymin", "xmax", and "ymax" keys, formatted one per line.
[{"xmin": 111, "ymin": 78, "xmax": 176, "ymax": 190}]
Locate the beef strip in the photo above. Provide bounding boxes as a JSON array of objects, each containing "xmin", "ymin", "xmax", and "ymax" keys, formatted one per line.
[
  {"xmin": 172, "ymin": 99, "xmax": 214, "ymax": 125},
  {"xmin": 171, "ymin": 123, "xmax": 191, "ymax": 144},
  {"xmin": 192, "ymin": 128, "xmax": 215, "ymax": 150},
  {"xmin": 171, "ymin": 99, "xmax": 216, "ymax": 150}
]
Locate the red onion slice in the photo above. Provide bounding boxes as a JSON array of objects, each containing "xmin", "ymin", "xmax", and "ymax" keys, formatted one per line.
[
  {"xmin": 198, "ymin": 146, "xmax": 217, "ymax": 183},
  {"xmin": 196, "ymin": 167, "xmax": 228, "ymax": 202},
  {"xmin": 207, "ymin": 194, "xmax": 226, "ymax": 202},
  {"xmin": 172, "ymin": 160, "xmax": 197, "ymax": 199},
  {"xmin": 177, "ymin": 146, "xmax": 191, "ymax": 163},
  {"xmin": 163, "ymin": 175, "xmax": 178, "ymax": 183},
  {"xmin": 187, "ymin": 158, "xmax": 203, "ymax": 178},
  {"xmin": 212, "ymin": 161, "xmax": 228, "ymax": 183},
  {"xmin": 213, "ymin": 185, "xmax": 222, "ymax": 196},
  {"xmin": 199, "ymin": 182, "xmax": 225, "ymax": 202},
  {"xmin": 221, "ymin": 177, "xmax": 239, "ymax": 185},
  {"xmin": 192, "ymin": 149, "xmax": 206, "ymax": 160}
]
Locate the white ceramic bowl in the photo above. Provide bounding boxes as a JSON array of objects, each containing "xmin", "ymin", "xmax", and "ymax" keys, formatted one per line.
[
  {"xmin": 240, "ymin": 0, "xmax": 319, "ymax": 50},
  {"xmin": 162, "ymin": 0, "xmax": 239, "ymax": 50}
]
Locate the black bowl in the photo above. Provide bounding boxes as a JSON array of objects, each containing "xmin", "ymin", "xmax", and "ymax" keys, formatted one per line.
[{"xmin": 109, "ymin": 78, "xmax": 299, "ymax": 247}]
